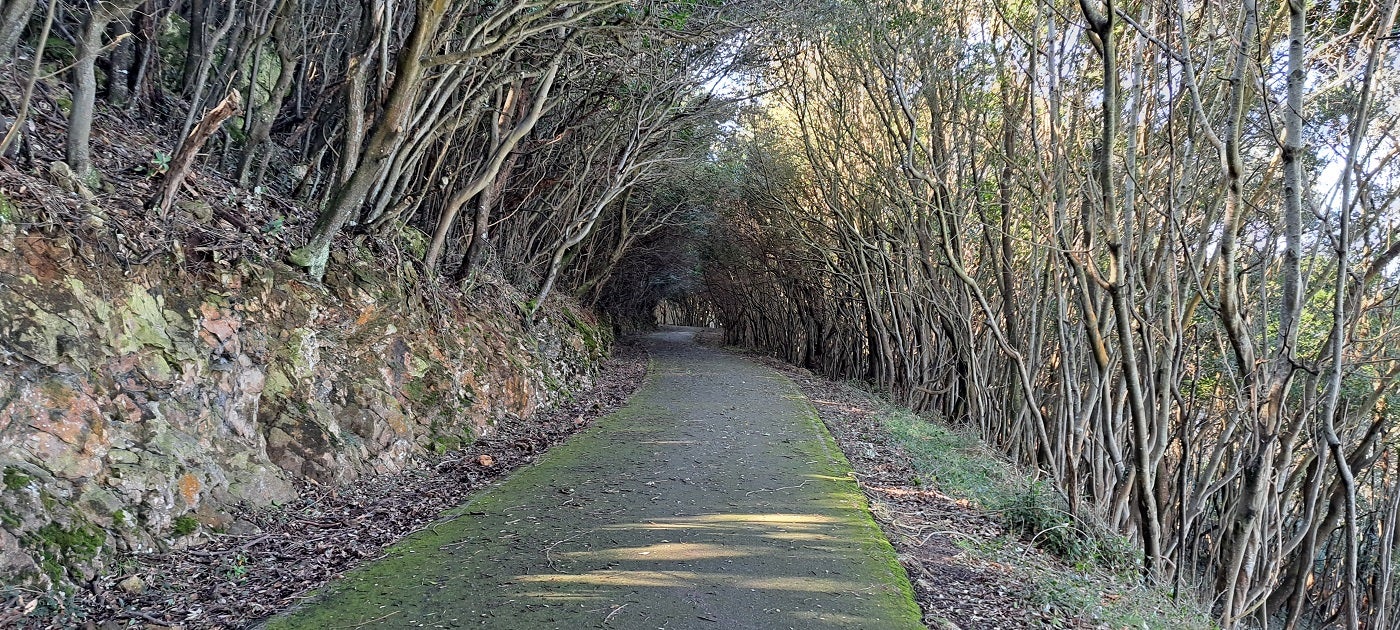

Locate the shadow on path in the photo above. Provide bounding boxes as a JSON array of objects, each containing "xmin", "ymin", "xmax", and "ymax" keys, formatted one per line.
[{"xmin": 264, "ymin": 326, "xmax": 921, "ymax": 629}]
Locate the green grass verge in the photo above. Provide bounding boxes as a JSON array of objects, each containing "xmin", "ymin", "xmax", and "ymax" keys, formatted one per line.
[{"xmin": 872, "ymin": 400, "xmax": 1215, "ymax": 629}]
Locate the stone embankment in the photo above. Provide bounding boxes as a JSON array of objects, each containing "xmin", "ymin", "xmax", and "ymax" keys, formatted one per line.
[{"xmin": 0, "ymin": 224, "xmax": 608, "ymax": 595}]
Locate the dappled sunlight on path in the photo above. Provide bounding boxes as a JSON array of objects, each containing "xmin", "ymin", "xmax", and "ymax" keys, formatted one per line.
[{"xmin": 265, "ymin": 327, "xmax": 920, "ymax": 629}]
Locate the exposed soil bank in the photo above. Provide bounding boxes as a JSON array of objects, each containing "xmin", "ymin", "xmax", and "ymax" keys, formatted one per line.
[{"xmin": 266, "ymin": 326, "xmax": 922, "ymax": 629}]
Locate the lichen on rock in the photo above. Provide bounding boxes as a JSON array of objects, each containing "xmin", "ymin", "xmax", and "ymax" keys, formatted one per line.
[{"xmin": 0, "ymin": 236, "xmax": 608, "ymax": 597}]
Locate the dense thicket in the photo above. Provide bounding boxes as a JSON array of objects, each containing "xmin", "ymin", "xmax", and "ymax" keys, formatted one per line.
[
  {"xmin": 688, "ymin": 1, "xmax": 1400, "ymax": 627},
  {"xmin": 0, "ymin": 0, "xmax": 768, "ymax": 324}
]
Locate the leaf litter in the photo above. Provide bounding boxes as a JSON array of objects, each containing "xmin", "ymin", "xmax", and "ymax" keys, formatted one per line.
[{"xmin": 68, "ymin": 346, "xmax": 647, "ymax": 630}]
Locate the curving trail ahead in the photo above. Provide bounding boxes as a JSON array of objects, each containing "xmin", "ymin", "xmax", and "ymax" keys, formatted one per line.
[{"xmin": 265, "ymin": 327, "xmax": 921, "ymax": 630}]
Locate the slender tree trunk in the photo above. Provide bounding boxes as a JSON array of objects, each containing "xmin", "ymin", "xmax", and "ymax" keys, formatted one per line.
[
  {"xmin": 0, "ymin": 0, "xmax": 54, "ymax": 159},
  {"xmin": 174, "ymin": 0, "xmax": 238, "ymax": 149},
  {"xmin": 338, "ymin": 0, "xmax": 383, "ymax": 185},
  {"xmin": 128, "ymin": 0, "xmax": 170, "ymax": 113},
  {"xmin": 1080, "ymin": 0, "xmax": 1164, "ymax": 578},
  {"xmin": 0, "ymin": 0, "xmax": 37, "ymax": 61},
  {"xmin": 423, "ymin": 59, "xmax": 561, "ymax": 274},
  {"xmin": 68, "ymin": 0, "xmax": 143, "ymax": 181},
  {"xmin": 180, "ymin": 0, "xmax": 208, "ymax": 94},
  {"xmin": 1269, "ymin": 2, "xmax": 1306, "ymax": 618},
  {"xmin": 1215, "ymin": 3, "xmax": 1265, "ymax": 624},
  {"xmin": 104, "ymin": 18, "xmax": 135, "ymax": 106},
  {"xmin": 1318, "ymin": 3, "xmax": 1398, "ymax": 627},
  {"xmin": 237, "ymin": 0, "xmax": 297, "ymax": 186},
  {"xmin": 292, "ymin": 0, "xmax": 447, "ymax": 279},
  {"xmin": 454, "ymin": 152, "xmax": 516, "ymax": 282}
]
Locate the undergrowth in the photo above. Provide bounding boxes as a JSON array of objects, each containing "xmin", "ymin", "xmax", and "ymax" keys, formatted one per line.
[{"xmin": 879, "ymin": 405, "xmax": 1215, "ymax": 629}]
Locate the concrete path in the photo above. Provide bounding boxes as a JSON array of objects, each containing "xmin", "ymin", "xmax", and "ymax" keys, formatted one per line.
[{"xmin": 265, "ymin": 327, "xmax": 921, "ymax": 629}]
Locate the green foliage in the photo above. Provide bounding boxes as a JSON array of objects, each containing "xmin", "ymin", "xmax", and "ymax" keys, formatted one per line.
[
  {"xmin": 398, "ymin": 224, "xmax": 428, "ymax": 258},
  {"xmin": 148, "ymin": 151, "xmax": 172, "ymax": 177},
  {"xmin": 404, "ymin": 376, "xmax": 444, "ymax": 407},
  {"xmin": 429, "ymin": 435, "xmax": 461, "ymax": 454},
  {"xmin": 0, "ymin": 190, "xmax": 15, "ymax": 224},
  {"xmin": 158, "ymin": 14, "xmax": 192, "ymax": 72},
  {"xmin": 1001, "ymin": 482, "xmax": 1084, "ymax": 560},
  {"xmin": 27, "ymin": 521, "xmax": 105, "ymax": 586},
  {"xmin": 660, "ymin": 0, "xmax": 701, "ymax": 29},
  {"xmin": 884, "ymin": 411, "xmax": 1015, "ymax": 506},
  {"xmin": 1001, "ymin": 483, "xmax": 1137, "ymax": 574},
  {"xmin": 562, "ymin": 307, "xmax": 607, "ymax": 356},
  {"xmin": 226, "ymin": 553, "xmax": 250, "ymax": 580},
  {"xmin": 262, "ymin": 216, "xmax": 285, "ymax": 235},
  {"xmin": 42, "ymin": 36, "xmax": 75, "ymax": 67},
  {"xmin": 886, "ymin": 411, "xmax": 1137, "ymax": 572},
  {"xmin": 172, "ymin": 514, "xmax": 199, "ymax": 536},
  {"xmin": 3, "ymin": 466, "xmax": 31, "ymax": 490},
  {"xmin": 1024, "ymin": 570, "xmax": 1215, "ymax": 630}
]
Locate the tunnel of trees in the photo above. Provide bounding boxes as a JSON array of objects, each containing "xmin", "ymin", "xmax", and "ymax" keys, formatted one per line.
[
  {"xmin": 0, "ymin": 0, "xmax": 759, "ymax": 323},
  {"xmin": 2, "ymin": 0, "xmax": 1400, "ymax": 627}
]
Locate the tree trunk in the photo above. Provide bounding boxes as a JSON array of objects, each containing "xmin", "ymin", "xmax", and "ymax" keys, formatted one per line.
[
  {"xmin": 174, "ymin": 0, "xmax": 238, "ymax": 149},
  {"xmin": 454, "ymin": 152, "xmax": 516, "ymax": 282},
  {"xmin": 103, "ymin": 18, "xmax": 134, "ymax": 106},
  {"xmin": 68, "ymin": 0, "xmax": 143, "ymax": 181},
  {"xmin": 180, "ymin": 0, "xmax": 208, "ymax": 94},
  {"xmin": 0, "ymin": 0, "xmax": 54, "ymax": 159},
  {"xmin": 423, "ymin": 60, "xmax": 561, "ymax": 274},
  {"xmin": 237, "ymin": 0, "xmax": 297, "ymax": 187},
  {"xmin": 0, "ymin": 0, "xmax": 37, "ymax": 62},
  {"xmin": 337, "ymin": 0, "xmax": 381, "ymax": 185},
  {"xmin": 128, "ymin": 0, "xmax": 171, "ymax": 113},
  {"xmin": 1315, "ymin": 3, "xmax": 1398, "ymax": 627},
  {"xmin": 291, "ymin": 0, "xmax": 447, "ymax": 279}
]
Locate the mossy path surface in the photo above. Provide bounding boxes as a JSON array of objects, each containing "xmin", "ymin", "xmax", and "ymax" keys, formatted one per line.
[{"xmin": 264, "ymin": 327, "xmax": 921, "ymax": 629}]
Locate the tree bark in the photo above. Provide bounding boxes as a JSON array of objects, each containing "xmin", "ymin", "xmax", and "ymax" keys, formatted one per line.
[
  {"xmin": 423, "ymin": 60, "xmax": 561, "ymax": 274},
  {"xmin": 180, "ymin": 0, "xmax": 208, "ymax": 95},
  {"xmin": 0, "ymin": 0, "xmax": 53, "ymax": 159},
  {"xmin": 291, "ymin": 0, "xmax": 447, "ymax": 279},
  {"xmin": 67, "ymin": 0, "xmax": 143, "ymax": 181},
  {"xmin": 149, "ymin": 88, "xmax": 243, "ymax": 215},
  {"xmin": 103, "ymin": 18, "xmax": 135, "ymax": 106},
  {"xmin": 0, "ymin": 0, "xmax": 37, "ymax": 62},
  {"xmin": 237, "ymin": 0, "xmax": 297, "ymax": 187}
]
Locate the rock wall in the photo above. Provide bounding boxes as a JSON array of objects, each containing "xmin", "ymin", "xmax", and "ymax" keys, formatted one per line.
[{"xmin": 0, "ymin": 224, "xmax": 608, "ymax": 593}]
